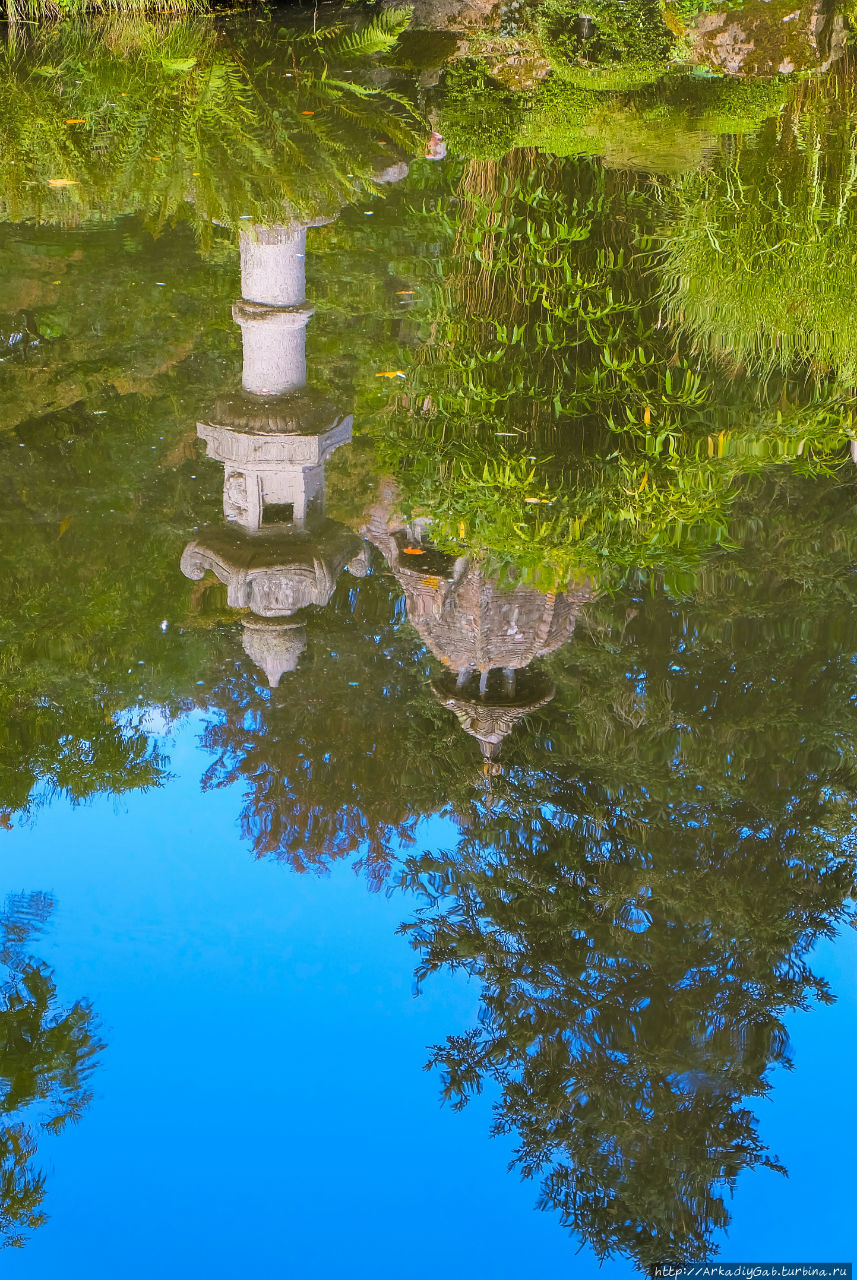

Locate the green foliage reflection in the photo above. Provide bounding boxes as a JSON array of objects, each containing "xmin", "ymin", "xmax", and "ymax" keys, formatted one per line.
[
  {"xmin": 0, "ymin": 893, "xmax": 103, "ymax": 1249},
  {"xmin": 359, "ymin": 150, "xmax": 855, "ymax": 591},
  {"xmin": 663, "ymin": 60, "xmax": 857, "ymax": 382},
  {"xmin": 0, "ymin": 13, "xmax": 424, "ymax": 242},
  {"xmin": 395, "ymin": 475, "xmax": 857, "ymax": 1267}
]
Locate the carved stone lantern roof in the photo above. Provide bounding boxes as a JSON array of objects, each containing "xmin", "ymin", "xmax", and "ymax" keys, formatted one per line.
[
  {"xmin": 364, "ymin": 516, "xmax": 590, "ymax": 674},
  {"xmin": 363, "ymin": 483, "xmax": 591, "ymax": 759},
  {"xmin": 181, "ymin": 521, "xmax": 368, "ymax": 619},
  {"xmin": 432, "ymin": 672, "xmax": 556, "ymax": 759},
  {"xmin": 203, "ymin": 388, "xmax": 345, "ymax": 439}
]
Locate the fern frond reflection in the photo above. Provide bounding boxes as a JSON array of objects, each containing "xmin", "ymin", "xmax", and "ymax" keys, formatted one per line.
[{"xmin": 0, "ymin": 13, "xmax": 425, "ymax": 243}]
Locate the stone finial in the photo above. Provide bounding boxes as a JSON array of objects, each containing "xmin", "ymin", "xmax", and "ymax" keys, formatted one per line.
[
  {"xmin": 433, "ymin": 672, "xmax": 555, "ymax": 759},
  {"xmin": 242, "ymin": 619, "xmax": 307, "ymax": 687},
  {"xmin": 363, "ymin": 479, "xmax": 591, "ymax": 758}
]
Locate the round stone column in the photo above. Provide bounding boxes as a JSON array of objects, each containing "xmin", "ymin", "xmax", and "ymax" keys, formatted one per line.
[{"xmin": 232, "ymin": 300, "xmax": 313, "ymax": 397}]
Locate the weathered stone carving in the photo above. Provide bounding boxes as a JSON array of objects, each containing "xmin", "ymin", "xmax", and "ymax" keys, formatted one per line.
[
  {"xmin": 198, "ymin": 416, "xmax": 353, "ymax": 531},
  {"xmin": 364, "ymin": 483, "xmax": 591, "ymax": 758},
  {"xmin": 181, "ymin": 218, "xmax": 366, "ymax": 686}
]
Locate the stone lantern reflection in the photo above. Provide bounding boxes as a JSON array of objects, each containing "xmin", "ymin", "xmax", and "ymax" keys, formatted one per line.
[
  {"xmin": 181, "ymin": 219, "xmax": 367, "ymax": 687},
  {"xmin": 364, "ymin": 485, "xmax": 591, "ymax": 763}
]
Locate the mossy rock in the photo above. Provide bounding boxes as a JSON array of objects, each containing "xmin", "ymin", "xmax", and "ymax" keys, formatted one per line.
[{"xmin": 536, "ymin": 0, "xmax": 674, "ymax": 90}]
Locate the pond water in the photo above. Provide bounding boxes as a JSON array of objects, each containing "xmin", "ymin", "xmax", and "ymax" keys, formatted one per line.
[{"xmin": 1, "ymin": 6, "xmax": 856, "ymax": 1275}]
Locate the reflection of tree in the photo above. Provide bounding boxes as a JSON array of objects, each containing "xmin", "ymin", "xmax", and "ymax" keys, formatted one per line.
[
  {"xmin": 360, "ymin": 149, "xmax": 855, "ymax": 592},
  {"xmin": 0, "ymin": 894, "xmax": 104, "ymax": 1250},
  {"xmin": 198, "ymin": 562, "xmax": 479, "ymax": 883},
  {"xmin": 662, "ymin": 59, "xmax": 857, "ymax": 383},
  {"xmin": 394, "ymin": 473, "xmax": 857, "ymax": 1269},
  {"xmin": 0, "ymin": 14, "xmax": 424, "ymax": 241},
  {"xmin": 0, "ymin": 2, "xmax": 425, "ymax": 822}
]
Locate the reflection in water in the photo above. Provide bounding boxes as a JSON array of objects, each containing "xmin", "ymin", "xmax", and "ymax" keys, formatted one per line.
[
  {"xmin": 396, "ymin": 542, "xmax": 857, "ymax": 1267},
  {"xmin": 181, "ymin": 218, "xmax": 367, "ymax": 686},
  {"xmin": 1, "ymin": 15, "xmax": 857, "ymax": 1269},
  {"xmin": 161, "ymin": 121, "xmax": 857, "ymax": 1269},
  {"xmin": 0, "ymin": 894, "xmax": 103, "ymax": 1250},
  {"xmin": 365, "ymin": 483, "xmax": 590, "ymax": 762},
  {"xmin": 0, "ymin": 14, "xmax": 425, "ymax": 237}
]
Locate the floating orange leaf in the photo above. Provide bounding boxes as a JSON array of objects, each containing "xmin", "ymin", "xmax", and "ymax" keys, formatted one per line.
[
  {"xmin": 301, "ymin": 110, "xmax": 315, "ymax": 116},
  {"xmin": 402, "ymin": 547, "xmax": 425, "ymax": 555},
  {"xmin": 375, "ymin": 370, "xmax": 406, "ymax": 378},
  {"xmin": 65, "ymin": 118, "xmax": 86, "ymax": 125}
]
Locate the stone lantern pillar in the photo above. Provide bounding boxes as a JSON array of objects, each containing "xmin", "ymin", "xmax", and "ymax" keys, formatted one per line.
[
  {"xmin": 180, "ymin": 217, "xmax": 369, "ymax": 686},
  {"xmin": 233, "ymin": 221, "xmax": 324, "ymax": 398}
]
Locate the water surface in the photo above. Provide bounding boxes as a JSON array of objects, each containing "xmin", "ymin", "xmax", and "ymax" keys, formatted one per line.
[{"xmin": 1, "ymin": 8, "xmax": 856, "ymax": 1273}]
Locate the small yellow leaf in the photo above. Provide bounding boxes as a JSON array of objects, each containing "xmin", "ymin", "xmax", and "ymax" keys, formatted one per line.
[
  {"xmin": 59, "ymin": 516, "xmax": 72, "ymax": 536},
  {"xmin": 637, "ymin": 471, "xmax": 648, "ymax": 492},
  {"xmin": 458, "ymin": 521, "xmax": 465, "ymax": 539},
  {"xmin": 643, "ymin": 405, "xmax": 651, "ymax": 425},
  {"xmin": 65, "ymin": 118, "xmax": 86, "ymax": 125},
  {"xmin": 47, "ymin": 178, "xmax": 78, "ymax": 187}
]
